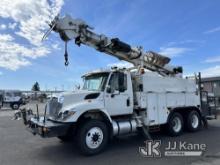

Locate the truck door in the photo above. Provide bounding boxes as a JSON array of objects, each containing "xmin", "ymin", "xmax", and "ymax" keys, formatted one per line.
[{"xmin": 104, "ymin": 72, "xmax": 133, "ymax": 116}]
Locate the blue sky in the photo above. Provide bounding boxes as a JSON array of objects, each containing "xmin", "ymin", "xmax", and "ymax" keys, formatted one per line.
[{"xmin": 0, "ymin": 0, "xmax": 220, "ymax": 90}]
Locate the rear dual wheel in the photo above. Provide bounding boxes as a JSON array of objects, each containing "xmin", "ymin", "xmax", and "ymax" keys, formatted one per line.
[
  {"xmin": 167, "ymin": 110, "xmax": 201, "ymax": 136},
  {"xmin": 186, "ymin": 110, "xmax": 201, "ymax": 132},
  {"xmin": 167, "ymin": 112, "xmax": 184, "ymax": 136}
]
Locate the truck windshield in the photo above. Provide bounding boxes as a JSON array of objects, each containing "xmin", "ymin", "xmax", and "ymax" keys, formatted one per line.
[{"xmin": 83, "ymin": 73, "xmax": 109, "ymax": 91}]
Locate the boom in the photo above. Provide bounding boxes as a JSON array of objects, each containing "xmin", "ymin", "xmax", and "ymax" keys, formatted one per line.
[{"xmin": 44, "ymin": 15, "xmax": 182, "ymax": 76}]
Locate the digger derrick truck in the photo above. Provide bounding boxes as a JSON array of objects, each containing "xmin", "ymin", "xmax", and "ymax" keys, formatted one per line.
[{"xmin": 16, "ymin": 15, "xmax": 217, "ymax": 155}]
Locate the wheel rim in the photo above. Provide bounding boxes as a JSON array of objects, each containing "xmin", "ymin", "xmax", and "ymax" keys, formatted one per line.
[
  {"xmin": 172, "ymin": 117, "xmax": 182, "ymax": 133},
  {"xmin": 191, "ymin": 114, "xmax": 199, "ymax": 128},
  {"xmin": 86, "ymin": 127, "xmax": 104, "ymax": 149},
  {"xmin": 13, "ymin": 104, "xmax": 18, "ymax": 109}
]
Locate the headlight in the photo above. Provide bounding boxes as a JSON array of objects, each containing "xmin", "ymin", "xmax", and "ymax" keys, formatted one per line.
[
  {"xmin": 62, "ymin": 111, "xmax": 70, "ymax": 119},
  {"xmin": 58, "ymin": 96, "xmax": 64, "ymax": 103},
  {"xmin": 58, "ymin": 110, "xmax": 75, "ymax": 120}
]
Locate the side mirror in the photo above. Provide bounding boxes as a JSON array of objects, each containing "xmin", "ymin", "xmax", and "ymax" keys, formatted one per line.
[
  {"xmin": 106, "ymin": 86, "xmax": 112, "ymax": 93},
  {"xmin": 75, "ymin": 84, "xmax": 80, "ymax": 90},
  {"xmin": 119, "ymin": 86, "xmax": 126, "ymax": 93}
]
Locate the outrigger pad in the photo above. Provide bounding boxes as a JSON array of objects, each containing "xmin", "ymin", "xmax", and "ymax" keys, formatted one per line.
[
  {"xmin": 13, "ymin": 110, "xmax": 22, "ymax": 120},
  {"xmin": 12, "ymin": 108, "xmax": 33, "ymax": 125}
]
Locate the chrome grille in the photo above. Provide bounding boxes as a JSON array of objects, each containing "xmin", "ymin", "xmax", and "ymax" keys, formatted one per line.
[{"xmin": 47, "ymin": 98, "xmax": 62, "ymax": 119}]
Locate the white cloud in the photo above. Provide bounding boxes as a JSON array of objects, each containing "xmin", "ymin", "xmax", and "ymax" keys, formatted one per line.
[
  {"xmin": 166, "ymin": 40, "xmax": 205, "ymax": 47},
  {"xmin": 0, "ymin": 24, "xmax": 7, "ymax": 30},
  {"xmin": 8, "ymin": 23, "xmax": 17, "ymax": 30},
  {"xmin": 0, "ymin": 23, "xmax": 17, "ymax": 30},
  {"xmin": 205, "ymin": 56, "xmax": 220, "ymax": 63},
  {"xmin": 52, "ymin": 43, "xmax": 61, "ymax": 50},
  {"xmin": 107, "ymin": 61, "xmax": 134, "ymax": 68},
  {"xmin": 200, "ymin": 65, "xmax": 220, "ymax": 77},
  {"xmin": 159, "ymin": 47, "xmax": 190, "ymax": 57},
  {"xmin": 0, "ymin": 0, "xmax": 64, "ymax": 70},
  {"xmin": 204, "ymin": 26, "xmax": 220, "ymax": 34},
  {"xmin": 0, "ymin": 34, "xmax": 14, "ymax": 42},
  {"xmin": 0, "ymin": 34, "xmax": 50, "ymax": 70}
]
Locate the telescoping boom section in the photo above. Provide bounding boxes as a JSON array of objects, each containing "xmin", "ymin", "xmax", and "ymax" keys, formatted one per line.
[{"xmin": 43, "ymin": 15, "xmax": 182, "ymax": 76}]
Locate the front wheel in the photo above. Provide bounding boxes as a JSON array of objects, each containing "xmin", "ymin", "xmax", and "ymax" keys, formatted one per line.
[
  {"xmin": 11, "ymin": 103, "xmax": 20, "ymax": 110},
  {"xmin": 76, "ymin": 120, "xmax": 109, "ymax": 155}
]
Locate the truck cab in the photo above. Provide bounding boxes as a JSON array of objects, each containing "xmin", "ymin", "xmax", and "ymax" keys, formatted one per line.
[
  {"xmin": 82, "ymin": 69, "xmax": 133, "ymax": 116},
  {"xmin": 46, "ymin": 69, "xmax": 134, "ymax": 123}
]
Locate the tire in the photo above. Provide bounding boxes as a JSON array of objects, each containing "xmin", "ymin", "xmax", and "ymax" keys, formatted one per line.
[
  {"xmin": 76, "ymin": 120, "xmax": 109, "ymax": 155},
  {"xmin": 11, "ymin": 103, "xmax": 20, "ymax": 110},
  {"xmin": 186, "ymin": 110, "xmax": 201, "ymax": 132},
  {"xmin": 167, "ymin": 112, "xmax": 184, "ymax": 136}
]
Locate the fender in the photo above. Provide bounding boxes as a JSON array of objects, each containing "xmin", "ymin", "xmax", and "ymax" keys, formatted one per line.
[{"xmin": 61, "ymin": 100, "xmax": 112, "ymax": 123}]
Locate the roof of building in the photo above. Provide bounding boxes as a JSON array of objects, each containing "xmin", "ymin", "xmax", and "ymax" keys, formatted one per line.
[{"xmin": 201, "ymin": 76, "xmax": 220, "ymax": 82}]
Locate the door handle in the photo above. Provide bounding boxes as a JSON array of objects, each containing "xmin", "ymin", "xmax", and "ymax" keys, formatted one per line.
[{"xmin": 127, "ymin": 98, "xmax": 130, "ymax": 106}]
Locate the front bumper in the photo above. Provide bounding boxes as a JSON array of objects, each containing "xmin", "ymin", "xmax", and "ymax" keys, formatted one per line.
[{"xmin": 27, "ymin": 117, "xmax": 71, "ymax": 138}]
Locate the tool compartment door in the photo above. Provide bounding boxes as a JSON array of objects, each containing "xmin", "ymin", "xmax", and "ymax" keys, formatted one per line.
[
  {"xmin": 147, "ymin": 93, "xmax": 158, "ymax": 125},
  {"xmin": 158, "ymin": 93, "xmax": 167, "ymax": 124}
]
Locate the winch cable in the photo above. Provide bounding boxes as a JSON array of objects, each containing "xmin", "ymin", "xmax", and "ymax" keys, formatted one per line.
[{"xmin": 64, "ymin": 41, "xmax": 69, "ymax": 66}]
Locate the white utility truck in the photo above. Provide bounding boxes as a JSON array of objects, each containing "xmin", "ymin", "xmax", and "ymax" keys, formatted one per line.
[
  {"xmin": 16, "ymin": 15, "xmax": 217, "ymax": 155},
  {"xmin": 0, "ymin": 90, "xmax": 24, "ymax": 110}
]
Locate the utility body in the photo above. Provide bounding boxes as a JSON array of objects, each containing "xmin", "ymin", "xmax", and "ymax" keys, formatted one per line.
[{"xmin": 16, "ymin": 15, "xmax": 217, "ymax": 155}]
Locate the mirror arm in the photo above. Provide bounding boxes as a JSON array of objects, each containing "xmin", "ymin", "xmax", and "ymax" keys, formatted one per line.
[{"xmin": 111, "ymin": 91, "xmax": 120, "ymax": 98}]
